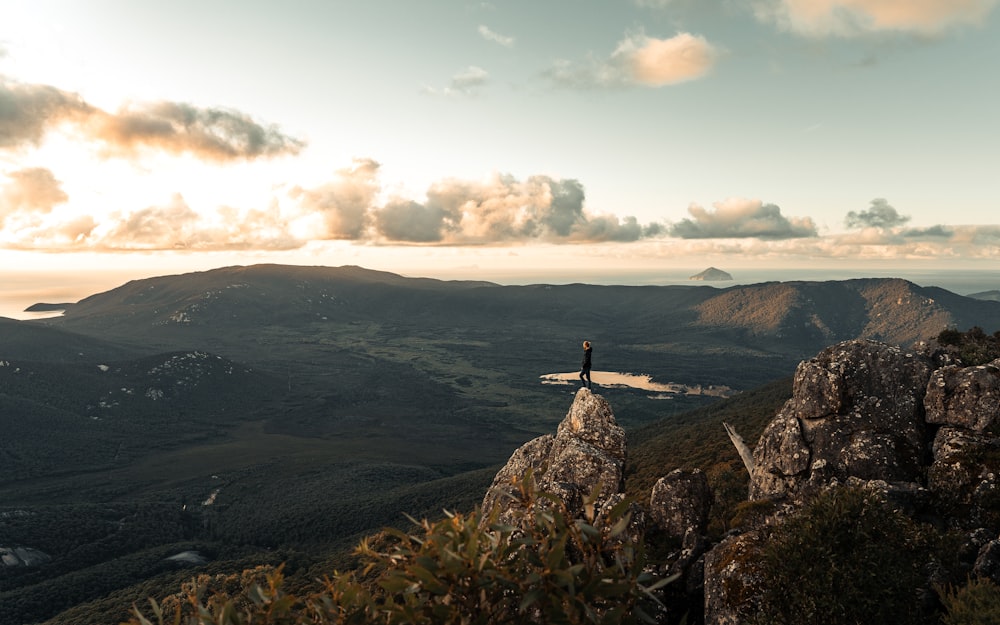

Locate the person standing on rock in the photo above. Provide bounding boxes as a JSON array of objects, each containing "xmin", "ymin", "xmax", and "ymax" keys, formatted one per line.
[{"xmin": 580, "ymin": 340, "xmax": 593, "ymax": 389}]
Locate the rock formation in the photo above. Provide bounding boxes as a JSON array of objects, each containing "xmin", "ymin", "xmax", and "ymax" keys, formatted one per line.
[
  {"xmin": 750, "ymin": 339, "xmax": 932, "ymax": 501},
  {"xmin": 706, "ymin": 338, "xmax": 1000, "ymax": 625},
  {"xmin": 482, "ymin": 387, "xmax": 627, "ymax": 525},
  {"xmin": 649, "ymin": 469, "xmax": 713, "ymax": 540},
  {"xmin": 483, "ymin": 387, "xmax": 718, "ymax": 622},
  {"xmin": 483, "ymin": 337, "xmax": 1000, "ymax": 624}
]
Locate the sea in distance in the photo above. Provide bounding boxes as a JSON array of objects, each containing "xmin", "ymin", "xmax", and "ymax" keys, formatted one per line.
[{"xmin": 1, "ymin": 266, "xmax": 998, "ymax": 322}]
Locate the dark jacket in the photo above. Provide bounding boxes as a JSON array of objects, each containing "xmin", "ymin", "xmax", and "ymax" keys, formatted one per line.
[{"xmin": 582, "ymin": 347, "xmax": 592, "ymax": 369}]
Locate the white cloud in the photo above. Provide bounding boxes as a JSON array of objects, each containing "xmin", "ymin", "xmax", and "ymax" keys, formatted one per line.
[
  {"xmin": 0, "ymin": 77, "xmax": 92, "ymax": 149},
  {"xmin": 0, "ymin": 75, "xmax": 304, "ymax": 160},
  {"xmin": 0, "ymin": 168, "xmax": 67, "ymax": 220},
  {"xmin": 478, "ymin": 25, "xmax": 514, "ymax": 47},
  {"xmin": 754, "ymin": 0, "xmax": 1000, "ymax": 37},
  {"xmin": 423, "ymin": 66, "xmax": 490, "ymax": 97},
  {"xmin": 289, "ymin": 158, "xmax": 380, "ymax": 240},
  {"xmin": 670, "ymin": 197, "xmax": 818, "ymax": 239},
  {"xmin": 844, "ymin": 198, "xmax": 910, "ymax": 229},
  {"xmin": 545, "ymin": 31, "xmax": 720, "ymax": 89},
  {"xmin": 372, "ymin": 173, "xmax": 662, "ymax": 244}
]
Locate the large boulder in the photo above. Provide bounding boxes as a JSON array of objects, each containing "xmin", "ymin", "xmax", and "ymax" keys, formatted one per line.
[
  {"xmin": 649, "ymin": 468, "xmax": 713, "ymax": 539},
  {"xmin": 751, "ymin": 339, "xmax": 932, "ymax": 501},
  {"xmin": 703, "ymin": 531, "xmax": 765, "ymax": 625},
  {"xmin": 925, "ymin": 361, "xmax": 1000, "ymax": 432},
  {"xmin": 482, "ymin": 388, "xmax": 626, "ymax": 523},
  {"xmin": 928, "ymin": 426, "xmax": 1000, "ymax": 527}
]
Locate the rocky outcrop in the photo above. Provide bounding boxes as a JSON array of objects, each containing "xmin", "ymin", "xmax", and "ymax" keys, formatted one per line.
[
  {"xmin": 482, "ymin": 388, "xmax": 626, "ymax": 524},
  {"xmin": 650, "ymin": 469, "xmax": 713, "ymax": 539},
  {"xmin": 484, "ymin": 337, "xmax": 1000, "ymax": 625},
  {"xmin": 706, "ymin": 338, "xmax": 1000, "ymax": 625},
  {"xmin": 925, "ymin": 362, "xmax": 1000, "ymax": 432},
  {"xmin": 750, "ymin": 339, "xmax": 932, "ymax": 501}
]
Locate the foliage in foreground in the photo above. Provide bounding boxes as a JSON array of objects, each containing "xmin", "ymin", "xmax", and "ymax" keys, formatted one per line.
[
  {"xmin": 129, "ymin": 475, "xmax": 668, "ymax": 625},
  {"xmin": 746, "ymin": 486, "xmax": 934, "ymax": 625},
  {"xmin": 940, "ymin": 577, "xmax": 1000, "ymax": 625}
]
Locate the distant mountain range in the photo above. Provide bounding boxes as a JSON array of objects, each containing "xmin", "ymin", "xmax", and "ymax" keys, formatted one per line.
[{"xmin": 41, "ymin": 263, "xmax": 1000, "ymax": 356}]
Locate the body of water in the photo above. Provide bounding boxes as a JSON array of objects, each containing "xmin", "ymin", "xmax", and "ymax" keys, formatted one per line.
[{"xmin": 541, "ymin": 371, "xmax": 735, "ymax": 399}]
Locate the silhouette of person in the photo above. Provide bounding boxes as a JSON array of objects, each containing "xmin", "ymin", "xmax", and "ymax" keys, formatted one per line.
[{"xmin": 580, "ymin": 340, "xmax": 592, "ymax": 389}]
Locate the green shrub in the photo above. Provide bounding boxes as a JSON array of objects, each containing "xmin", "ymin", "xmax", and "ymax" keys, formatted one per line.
[
  {"xmin": 940, "ymin": 578, "xmax": 1000, "ymax": 625},
  {"xmin": 936, "ymin": 327, "xmax": 1000, "ymax": 366},
  {"xmin": 746, "ymin": 486, "xmax": 930, "ymax": 625},
  {"xmin": 129, "ymin": 476, "xmax": 669, "ymax": 625}
]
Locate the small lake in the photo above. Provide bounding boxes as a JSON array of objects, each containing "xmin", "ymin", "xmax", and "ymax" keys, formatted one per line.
[{"xmin": 540, "ymin": 371, "xmax": 734, "ymax": 399}]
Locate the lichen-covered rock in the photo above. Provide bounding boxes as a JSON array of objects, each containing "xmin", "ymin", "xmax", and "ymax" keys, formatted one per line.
[
  {"xmin": 482, "ymin": 388, "xmax": 626, "ymax": 523},
  {"xmin": 703, "ymin": 531, "xmax": 765, "ymax": 625},
  {"xmin": 925, "ymin": 362, "xmax": 1000, "ymax": 432},
  {"xmin": 545, "ymin": 436, "xmax": 623, "ymax": 500},
  {"xmin": 650, "ymin": 468, "xmax": 713, "ymax": 539},
  {"xmin": 748, "ymin": 414, "xmax": 810, "ymax": 499},
  {"xmin": 927, "ymin": 427, "xmax": 1000, "ymax": 525},
  {"xmin": 751, "ymin": 339, "xmax": 931, "ymax": 501},
  {"xmin": 480, "ymin": 434, "xmax": 554, "ymax": 516},
  {"xmin": 710, "ymin": 338, "xmax": 1000, "ymax": 625},
  {"xmin": 556, "ymin": 387, "xmax": 626, "ymax": 463},
  {"xmin": 786, "ymin": 339, "xmax": 931, "ymax": 426}
]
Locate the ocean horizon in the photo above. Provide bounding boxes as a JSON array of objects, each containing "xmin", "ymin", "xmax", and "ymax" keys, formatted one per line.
[{"xmin": 2, "ymin": 266, "xmax": 998, "ymax": 322}]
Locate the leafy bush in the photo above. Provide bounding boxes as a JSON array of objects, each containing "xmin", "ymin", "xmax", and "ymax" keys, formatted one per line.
[
  {"xmin": 937, "ymin": 327, "xmax": 1000, "ymax": 366},
  {"xmin": 746, "ymin": 486, "xmax": 931, "ymax": 625},
  {"xmin": 130, "ymin": 476, "xmax": 668, "ymax": 625},
  {"xmin": 940, "ymin": 577, "xmax": 1000, "ymax": 625}
]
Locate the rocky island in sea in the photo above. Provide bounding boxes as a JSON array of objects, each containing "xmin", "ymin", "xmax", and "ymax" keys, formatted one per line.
[{"xmin": 689, "ymin": 267, "xmax": 733, "ymax": 281}]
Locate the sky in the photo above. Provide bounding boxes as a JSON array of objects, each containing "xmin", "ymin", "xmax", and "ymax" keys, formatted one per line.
[{"xmin": 1, "ymin": 0, "xmax": 999, "ymax": 295}]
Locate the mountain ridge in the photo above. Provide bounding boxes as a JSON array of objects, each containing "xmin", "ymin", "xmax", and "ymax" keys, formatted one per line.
[{"xmin": 39, "ymin": 265, "xmax": 1000, "ymax": 349}]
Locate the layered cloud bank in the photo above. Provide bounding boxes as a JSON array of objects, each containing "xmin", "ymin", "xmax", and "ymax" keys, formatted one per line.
[
  {"xmin": 0, "ymin": 159, "xmax": 662, "ymax": 251},
  {"xmin": 2, "ymin": 157, "xmax": 996, "ymax": 262}
]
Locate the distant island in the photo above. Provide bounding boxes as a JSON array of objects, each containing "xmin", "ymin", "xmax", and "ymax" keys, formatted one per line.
[
  {"xmin": 24, "ymin": 303, "xmax": 74, "ymax": 313},
  {"xmin": 689, "ymin": 267, "xmax": 733, "ymax": 281}
]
